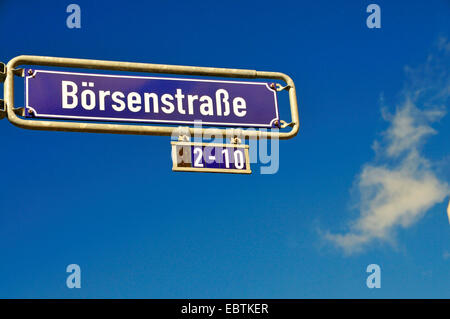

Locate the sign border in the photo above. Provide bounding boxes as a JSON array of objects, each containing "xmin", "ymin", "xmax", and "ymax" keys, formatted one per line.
[{"xmin": 25, "ymin": 69, "xmax": 279, "ymax": 128}]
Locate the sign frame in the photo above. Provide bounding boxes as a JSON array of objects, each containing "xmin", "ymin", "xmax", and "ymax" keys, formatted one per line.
[{"xmin": 4, "ymin": 55, "xmax": 300, "ymax": 140}]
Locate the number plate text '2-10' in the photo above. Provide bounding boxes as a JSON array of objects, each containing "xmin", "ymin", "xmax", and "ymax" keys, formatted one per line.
[
  {"xmin": 25, "ymin": 69, "xmax": 279, "ymax": 128},
  {"xmin": 171, "ymin": 142, "xmax": 251, "ymax": 174}
]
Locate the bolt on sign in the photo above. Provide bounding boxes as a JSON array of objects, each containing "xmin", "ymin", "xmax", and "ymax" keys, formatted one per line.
[{"xmin": 1, "ymin": 56, "xmax": 300, "ymax": 174}]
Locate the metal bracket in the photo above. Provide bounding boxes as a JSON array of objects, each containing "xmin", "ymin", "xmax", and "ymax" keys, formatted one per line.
[
  {"xmin": 13, "ymin": 68, "xmax": 24, "ymax": 77},
  {"xmin": 175, "ymin": 126, "xmax": 191, "ymax": 141},
  {"xmin": 279, "ymin": 120, "xmax": 295, "ymax": 129},
  {"xmin": 276, "ymin": 83, "xmax": 291, "ymax": 92},
  {"xmin": 1, "ymin": 106, "xmax": 28, "ymax": 119},
  {"xmin": 178, "ymin": 135, "xmax": 190, "ymax": 142},
  {"xmin": 0, "ymin": 63, "xmax": 5, "ymax": 119},
  {"xmin": 0, "ymin": 100, "xmax": 5, "ymax": 119},
  {"xmin": 13, "ymin": 107, "xmax": 26, "ymax": 116},
  {"xmin": 228, "ymin": 128, "xmax": 244, "ymax": 144},
  {"xmin": 230, "ymin": 137, "xmax": 242, "ymax": 144},
  {"xmin": 0, "ymin": 65, "xmax": 25, "ymax": 80},
  {"xmin": 0, "ymin": 62, "xmax": 5, "ymax": 82},
  {"xmin": 1, "ymin": 64, "xmax": 24, "ymax": 119}
]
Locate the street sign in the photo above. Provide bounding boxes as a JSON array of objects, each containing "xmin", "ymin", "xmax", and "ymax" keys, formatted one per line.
[
  {"xmin": 171, "ymin": 141, "xmax": 251, "ymax": 174},
  {"xmin": 4, "ymin": 55, "xmax": 299, "ymax": 140},
  {"xmin": 25, "ymin": 69, "xmax": 279, "ymax": 128},
  {"xmin": 2, "ymin": 55, "xmax": 300, "ymax": 174}
]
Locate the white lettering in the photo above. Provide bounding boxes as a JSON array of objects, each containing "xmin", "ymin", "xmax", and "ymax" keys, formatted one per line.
[
  {"xmin": 215, "ymin": 89, "xmax": 230, "ymax": 116},
  {"xmin": 59, "ymin": 85, "xmax": 250, "ymax": 119},
  {"xmin": 81, "ymin": 89, "xmax": 96, "ymax": 110},
  {"xmin": 175, "ymin": 89, "xmax": 185, "ymax": 114},
  {"xmin": 233, "ymin": 97, "xmax": 247, "ymax": 117},
  {"xmin": 111, "ymin": 91, "xmax": 126, "ymax": 112},
  {"xmin": 62, "ymin": 81, "xmax": 78, "ymax": 109},
  {"xmin": 161, "ymin": 94, "xmax": 175, "ymax": 114},
  {"xmin": 99, "ymin": 90, "xmax": 110, "ymax": 111},
  {"xmin": 199, "ymin": 95, "xmax": 214, "ymax": 116},
  {"xmin": 127, "ymin": 92, "xmax": 141, "ymax": 112},
  {"xmin": 187, "ymin": 95, "xmax": 198, "ymax": 115},
  {"xmin": 144, "ymin": 93, "xmax": 159, "ymax": 113}
]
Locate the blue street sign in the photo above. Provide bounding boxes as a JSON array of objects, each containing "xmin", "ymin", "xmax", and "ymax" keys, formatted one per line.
[{"xmin": 25, "ymin": 69, "xmax": 280, "ymax": 128}]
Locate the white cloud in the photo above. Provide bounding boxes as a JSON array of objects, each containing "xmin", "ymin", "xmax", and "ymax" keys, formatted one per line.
[
  {"xmin": 448, "ymin": 199, "xmax": 450, "ymax": 224},
  {"xmin": 444, "ymin": 251, "xmax": 450, "ymax": 260},
  {"xmin": 325, "ymin": 38, "xmax": 450, "ymax": 254}
]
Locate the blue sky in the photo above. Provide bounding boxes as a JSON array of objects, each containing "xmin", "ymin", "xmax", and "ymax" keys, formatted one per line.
[{"xmin": 0, "ymin": 0, "xmax": 449, "ymax": 298}]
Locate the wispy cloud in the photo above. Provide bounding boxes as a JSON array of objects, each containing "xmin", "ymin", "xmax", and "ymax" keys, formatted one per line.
[
  {"xmin": 448, "ymin": 197, "xmax": 450, "ymax": 224},
  {"xmin": 444, "ymin": 251, "xmax": 450, "ymax": 260},
  {"xmin": 324, "ymin": 37, "xmax": 450, "ymax": 254}
]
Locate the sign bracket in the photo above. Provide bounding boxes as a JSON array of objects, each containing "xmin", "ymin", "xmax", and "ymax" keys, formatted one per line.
[
  {"xmin": 279, "ymin": 120, "xmax": 295, "ymax": 129},
  {"xmin": 0, "ymin": 100, "xmax": 4, "ymax": 120},
  {"xmin": 13, "ymin": 68, "xmax": 24, "ymax": 77},
  {"xmin": 175, "ymin": 126, "xmax": 191, "ymax": 142},
  {"xmin": 230, "ymin": 137, "xmax": 242, "ymax": 145},
  {"xmin": 0, "ymin": 62, "xmax": 5, "ymax": 82},
  {"xmin": 276, "ymin": 83, "xmax": 290, "ymax": 92},
  {"xmin": 1, "ymin": 64, "xmax": 24, "ymax": 120},
  {"xmin": 0, "ymin": 62, "xmax": 5, "ymax": 119}
]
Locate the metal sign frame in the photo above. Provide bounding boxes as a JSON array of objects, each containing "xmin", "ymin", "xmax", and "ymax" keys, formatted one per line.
[{"xmin": 2, "ymin": 55, "xmax": 300, "ymax": 140}]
